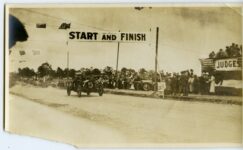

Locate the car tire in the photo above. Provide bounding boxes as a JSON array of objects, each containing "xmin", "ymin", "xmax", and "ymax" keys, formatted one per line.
[
  {"xmin": 142, "ymin": 83, "xmax": 151, "ymax": 91},
  {"xmin": 87, "ymin": 82, "xmax": 94, "ymax": 89}
]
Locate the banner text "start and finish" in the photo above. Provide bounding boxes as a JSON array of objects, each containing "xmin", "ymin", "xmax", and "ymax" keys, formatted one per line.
[{"xmin": 69, "ymin": 31, "xmax": 147, "ymax": 42}]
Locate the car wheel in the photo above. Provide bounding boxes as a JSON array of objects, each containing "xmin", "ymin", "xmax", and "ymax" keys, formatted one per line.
[
  {"xmin": 87, "ymin": 82, "xmax": 94, "ymax": 89},
  {"xmin": 142, "ymin": 83, "xmax": 151, "ymax": 91}
]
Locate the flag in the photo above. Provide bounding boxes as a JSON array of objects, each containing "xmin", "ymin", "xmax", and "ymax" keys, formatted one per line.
[
  {"xmin": 36, "ymin": 23, "xmax": 46, "ymax": 28},
  {"xmin": 134, "ymin": 7, "xmax": 144, "ymax": 10},
  {"xmin": 59, "ymin": 23, "xmax": 71, "ymax": 29},
  {"xmin": 32, "ymin": 50, "xmax": 40, "ymax": 55},
  {"xmin": 200, "ymin": 58, "xmax": 215, "ymax": 70},
  {"xmin": 19, "ymin": 50, "xmax": 26, "ymax": 56}
]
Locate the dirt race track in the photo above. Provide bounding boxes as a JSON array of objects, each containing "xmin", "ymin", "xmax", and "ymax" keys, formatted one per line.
[{"xmin": 6, "ymin": 84, "xmax": 242, "ymax": 147}]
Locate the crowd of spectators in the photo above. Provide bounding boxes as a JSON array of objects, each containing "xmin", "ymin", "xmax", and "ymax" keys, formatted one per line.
[
  {"xmin": 209, "ymin": 43, "xmax": 242, "ymax": 59},
  {"xmin": 101, "ymin": 67, "xmax": 218, "ymax": 96},
  {"xmin": 162, "ymin": 70, "xmax": 217, "ymax": 96}
]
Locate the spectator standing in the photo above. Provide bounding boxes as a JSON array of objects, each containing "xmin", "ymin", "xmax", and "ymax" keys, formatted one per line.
[
  {"xmin": 199, "ymin": 73, "xmax": 206, "ymax": 94},
  {"xmin": 192, "ymin": 75, "xmax": 199, "ymax": 94},
  {"xmin": 209, "ymin": 74, "xmax": 216, "ymax": 94},
  {"xmin": 205, "ymin": 73, "xmax": 210, "ymax": 94},
  {"xmin": 189, "ymin": 69, "xmax": 194, "ymax": 92},
  {"xmin": 229, "ymin": 43, "xmax": 236, "ymax": 57},
  {"xmin": 240, "ymin": 45, "xmax": 242, "ymax": 55},
  {"xmin": 216, "ymin": 49, "xmax": 228, "ymax": 58},
  {"xmin": 180, "ymin": 71, "xmax": 189, "ymax": 96},
  {"xmin": 165, "ymin": 76, "xmax": 172, "ymax": 95},
  {"xmin": 179, "ymin": 73, "xmax": 183, "ymax": 95},
  {"xmin": 171, "ymin": 73, "xmax": 178, "ymax": 95},
  {"xmin": 235, "ymin": 44, "xmax": 241, "ymax": 57},
  {"xmin": 209, "ymin": 51, "xmax": 216, "ymax": 58},
  {"xmin": 225, "ymin": 46, "xmax": 231, "ymax": 57},
  {"xmin": 175, "ymin": 73, "xmax": 180, "ymax": 95},
  {"xmin": 188, "ymin": 75, "xmax": 194, "ymax": 93}
]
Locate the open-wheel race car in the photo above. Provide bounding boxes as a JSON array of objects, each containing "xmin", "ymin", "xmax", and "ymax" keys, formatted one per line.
[{"xmin": 66, "ymin": 73, "xmax": 104, "ymax": 97}]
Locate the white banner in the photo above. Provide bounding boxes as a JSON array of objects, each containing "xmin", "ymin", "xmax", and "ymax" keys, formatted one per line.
[
  {"xmin": 215, "ymin": 58, "xmax": 241, "ymax": 71},
  {"xmin": 68, "ymin": 31, "xmax": 150, "ymax": 43}
]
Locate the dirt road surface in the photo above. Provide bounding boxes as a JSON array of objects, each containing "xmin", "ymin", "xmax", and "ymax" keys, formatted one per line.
[{"xmin": 6, "ymin": 84, "xmax": 242, "ymax": 147}]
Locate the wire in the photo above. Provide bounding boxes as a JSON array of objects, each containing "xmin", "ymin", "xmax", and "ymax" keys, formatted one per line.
[{"xmin": 20, "ymin": 9, "xmax": 112, "ymax": 32}]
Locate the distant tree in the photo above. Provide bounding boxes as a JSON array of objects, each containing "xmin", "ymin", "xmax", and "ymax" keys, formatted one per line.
[
  {"xmin": 79, "ymin": 67, "xmax": 86, "ymax": 73},
  {"xmin": 63, "ymin": 68, "xmax": 69, "ymax": 77},
  {"xmin": 49, "ymin": 69, "xmax": 56, "ymax": 78},
  {"xmin": 62, "ymin": 68, "xmax": 76, "ymax": 78},
  {"xmin": 56, "ymin": 67, "xmax": 64, "ymax": 78},
  {"xmin": 18, "ymin": 68, "xmax": 22, "ymax": 76},
  {"xmin": 18, "ymin": 67, "xmax": 36, "ymax": 77},
  {"xmin": 69, "ymin": 69, "xmax": 76, "ymax": 78},
  {"xmin": 139, "ymin": 68, "xmax": 147, "ymax": 75},
  {"xmin": 37, "ymin": 62, "xmax": 52, "ymax": 77}
]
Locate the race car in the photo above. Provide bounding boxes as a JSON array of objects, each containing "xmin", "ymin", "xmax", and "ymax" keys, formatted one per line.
[{"xmin": 66, "ymin": 73, "xmax": 104, "ymax": 97}]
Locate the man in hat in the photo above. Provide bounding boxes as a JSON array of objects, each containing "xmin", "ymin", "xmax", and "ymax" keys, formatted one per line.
[
  {"xmin": 209, "ymin": 51, "xmax": 216, "ymax": 59},
  {"xmin": 216, "ymin": 49, "xmax": 228, "ymax": 58},
  {"xmin": 180, "ymin": 70, "xmax": 189, "ymax": 96}
]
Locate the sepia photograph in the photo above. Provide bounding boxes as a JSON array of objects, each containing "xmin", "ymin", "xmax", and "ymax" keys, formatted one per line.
[{"xmin": 4, "ymin": 4, "xmax": 243, "ymax": 147}]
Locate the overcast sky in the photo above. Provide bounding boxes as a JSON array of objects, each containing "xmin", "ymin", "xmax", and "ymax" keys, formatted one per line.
[{"xmin": 8, "ymin": 6, "xmax": 242, "ymax": 75}]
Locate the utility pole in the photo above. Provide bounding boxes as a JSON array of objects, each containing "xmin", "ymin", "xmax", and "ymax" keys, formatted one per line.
[
  {"xmin": 58, "ymin": 23, "xmax": 71, "ymax": 79},
  {"xmin": 115, "ymin": 30, "xmax": 120, "ymax": 89},
  {"xmin": 66, "ymin": 39, "xmax": 69, "ymax": 79},
  {"xmin": 155, "ymin": 27, "xmax": 159, "ymax": 91}
]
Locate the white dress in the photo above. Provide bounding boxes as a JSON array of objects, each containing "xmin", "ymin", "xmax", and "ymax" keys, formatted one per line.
[
  {"xmin": 188, "ymin": 77, "xmax": 194, "ymax": 92},
  {"xmin": 209, "ymin": 76, "xmax": 215, "ymax": 93}
]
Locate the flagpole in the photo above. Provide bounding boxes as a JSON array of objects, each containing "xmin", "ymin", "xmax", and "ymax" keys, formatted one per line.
[
  {"xmin": 58, "ymin": 22, "xmax": 71, "ymax": 79},
  {"xmin": 67, "ymin": 46, "xmax": 69, "ymax": 70}
]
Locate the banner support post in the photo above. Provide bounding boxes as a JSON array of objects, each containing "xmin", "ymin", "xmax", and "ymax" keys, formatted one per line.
[
  {"xmin": 155, "ymin": 27, "xmax": 159, "ymax": 91},
  {"xmin": 115, "ymin": 30, "xmax": 120, "ymax": 89}
]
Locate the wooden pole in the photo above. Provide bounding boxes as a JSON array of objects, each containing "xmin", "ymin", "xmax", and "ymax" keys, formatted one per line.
[
  {"xmin": 155, "ymin": 27, "xmax": 159, "ymax": 91},
  {"xmin": 67, "ymin": 40, "xmax": 69, "ymax": 79},
  {"xmin": 67, "ymin": 49, "xmax": 69, "ymax": 69},
  {"xmin": 115, "ymin": 32, "xmax": 120, "ymax": 88}
]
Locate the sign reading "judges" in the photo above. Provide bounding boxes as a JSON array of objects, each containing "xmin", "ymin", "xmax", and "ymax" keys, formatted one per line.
[
  {"xmin": 68, "ymin": 31, "xmax": 149, "ymax": 42},
  {"xmin": 215, "ymin": 58, "xmax": 242, "ymax": 71}
]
